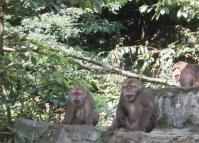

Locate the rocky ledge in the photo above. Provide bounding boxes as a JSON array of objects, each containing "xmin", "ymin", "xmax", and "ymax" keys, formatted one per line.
[
  {"xmin": 15, "ymin": 118, "xmax": 199, "ymax": 143},
  {"xmin": 15, "ymin": 87, "xmax": 199, "ymax": 143}
]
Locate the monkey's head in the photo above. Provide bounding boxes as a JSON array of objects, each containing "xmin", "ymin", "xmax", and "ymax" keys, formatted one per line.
[
  {"xmin": 121, "ymin": 78, "xmax": 143, "ymax": 102},
  {"xmin": 172, "ymin": 61, "xmax": 187, "ymax": 81},
  {"xmin": 68, "ymin": 87, "xmax": 87, "ymax": 106}
]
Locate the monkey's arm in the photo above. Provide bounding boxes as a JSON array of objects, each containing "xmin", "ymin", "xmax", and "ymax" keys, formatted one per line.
[
  {"xmin": 84, "ymin": 95, "xmax": 99, "ymax": 126},
  {"xmin": 116, "ymin": 103, "xmax": 127, "ymax": 126},
  {"xmin": 85, "ymin": 110, "xmax": 99, "ymax": 126},
  {"xmin": 138, "ymin": 98, "xmax": 158, "ymax": 132},
  {"xmin": 111, "ymin": 99, "xmax": 127, "ymax": 129},
  {"xmin": 138, "ymin": 108, "xmax": 153, "ymax": 132},
  {"xmin": 63, "ymin": 103, "xmax": 75, "ymax": 124}
]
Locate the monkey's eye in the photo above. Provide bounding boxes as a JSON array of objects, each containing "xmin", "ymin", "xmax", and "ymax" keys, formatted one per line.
[
  {"xmin": 173, "ymin": 67, "xmax": 180, "ymax": 71},
  {"xmin": 128, "ymin": 85, "xmax": 137, "ymax": 88}
]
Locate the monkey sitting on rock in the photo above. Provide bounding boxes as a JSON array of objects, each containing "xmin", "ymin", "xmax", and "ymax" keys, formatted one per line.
[
  {"xmin": 63, "ymin": 86, "xmax": 99, "ymax": 126},
  {"xmin": 172, "ymin": 61, "xmax": 199, "ymax": 87},
  {"xmin": 108, "ymin": 78, "xmax": 159, "ymax": 132}
]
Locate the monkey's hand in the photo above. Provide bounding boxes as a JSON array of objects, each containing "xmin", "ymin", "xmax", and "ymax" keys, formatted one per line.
[{"xmin": 85, "ymin": 112, "xmax": 99, "ymax": 126}]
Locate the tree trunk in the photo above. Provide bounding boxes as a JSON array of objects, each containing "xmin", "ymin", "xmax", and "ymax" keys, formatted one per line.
[
  {"xmin": 0, "ymin": 5, "xmax": 4, "ymax": 55},
  {"xmin": 0, "ymin": 4, "xmax": 12, "ymax": 124}
]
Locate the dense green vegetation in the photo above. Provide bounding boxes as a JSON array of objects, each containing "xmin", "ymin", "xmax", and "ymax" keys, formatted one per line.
[{"xmin": 0, "ymin": 0, "xmax": 199, "ymax": 142}]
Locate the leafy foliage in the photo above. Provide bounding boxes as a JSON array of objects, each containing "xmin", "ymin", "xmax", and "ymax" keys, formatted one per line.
[
  {"xmin": 18, "ymin": 8, "xmax": 123, "ymax": 49},
  {"xmin": 140, "ymin": 0, "xmax": 199, "ymax": 22}
]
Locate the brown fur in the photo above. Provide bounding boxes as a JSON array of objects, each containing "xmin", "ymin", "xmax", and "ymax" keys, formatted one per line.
[
  {"xmin": 108, "ymin": 78, "xmax": 159, "ymax": 132},
  {"xmin": 172, "ymin": 61, "xmax": 199, "ymax": 87},
  {"xmin": 63, "ymin": 87, "xmax": 99, "ymax": 126}
]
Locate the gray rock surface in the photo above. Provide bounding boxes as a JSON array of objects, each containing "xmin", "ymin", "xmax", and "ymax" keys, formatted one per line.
[
  {"xmin": 154, "ymin": 87, "xmax": 199, "ymax": 128},
  {"xmin": 15, "ymin": 118, "xmax": 49, "ymax": 141},
  {"xmin": 15, "ymin": 118, "xmax": 199, "ymax": 143}
]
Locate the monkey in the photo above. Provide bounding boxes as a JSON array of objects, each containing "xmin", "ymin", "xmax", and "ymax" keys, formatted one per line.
[
  {"xmin": 63, "ymin": 86, "xmax": 99, "ymax": 126},
  {"xmin": 108, "ymin": 78, "xmax": 159, "ymax": 132},
  {"xmin": 172, "ymin": 61, "xmax": 199, "ymax": 87}
]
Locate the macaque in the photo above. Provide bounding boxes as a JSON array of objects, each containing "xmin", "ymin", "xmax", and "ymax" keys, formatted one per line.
[
  {"xmin": 63, "ymin": 87, "xmax": 99, "ymax": 126},
  {"xmin": 108, "ymin": 78, "xmax": 159, "ymax": 132},
  {"xmin": 172, "ymin": 61, "xmax": 199, "ymax": 87}
]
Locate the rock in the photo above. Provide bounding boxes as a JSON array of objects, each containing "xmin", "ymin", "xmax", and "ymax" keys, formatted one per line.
[
  {"xmin": 15, "ymin": 118, "xmax": 49, "ymax": 141},
  {"xmin": 153, "ymin": 87, "xmax": 199, "ymax": 128},
  {"xmin": 103, "ymin": 128, "xmax": 199, "ymax": 143},
  {"xmin": 15, "ymin": 119, "xmax": 199, "ymax": 143},
  {"xmin": 57, "ymin": 128, "xmax": 72, "ymax": 143}
]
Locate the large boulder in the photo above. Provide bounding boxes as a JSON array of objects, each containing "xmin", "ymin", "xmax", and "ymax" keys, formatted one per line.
[{"xmin": 154, "ymin": 87, "xmax": 199, "ymax": 128}]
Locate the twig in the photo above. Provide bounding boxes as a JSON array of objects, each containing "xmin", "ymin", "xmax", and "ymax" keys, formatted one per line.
[{"xmin": 3, "ymin": 46, "xmax": 30, "ymax": 52}]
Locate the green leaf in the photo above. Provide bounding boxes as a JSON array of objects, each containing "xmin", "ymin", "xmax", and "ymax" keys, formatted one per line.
[{"xmin": 139, "ymin": 5, "xmax": 149, "ymax": 13}]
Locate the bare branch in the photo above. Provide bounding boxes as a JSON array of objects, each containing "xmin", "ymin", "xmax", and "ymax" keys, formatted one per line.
[
  {"xmin": 3, "ymin": 47, "xmax": 16, "ymax": 52},
  {"xmin": 3, "ymin": 46, "xmax": 30, "ymax": 52},
  {"xmin": 73, "ymin": 60, "xmax": 176, "ymax": 86},
  {"xmin": 57, "ymin": 47, "xmax": 176, "ymax": 86}
]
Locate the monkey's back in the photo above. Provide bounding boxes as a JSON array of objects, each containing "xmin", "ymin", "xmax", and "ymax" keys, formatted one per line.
[{"xmin": 180, "ymin": 64, "xmax": 199, "ymax": 86}]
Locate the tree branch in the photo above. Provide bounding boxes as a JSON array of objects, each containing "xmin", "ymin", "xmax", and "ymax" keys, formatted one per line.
[
  {"xmin": 0, "ymin": 5, "xmax": 12, "ymax": 124},
  {"xmin": 6, "ymin": 33, "xmax": 176, "ymax": 86},
  {"xmin": 0, "ymin": 6, "xmax": 3, "ymax": 55},
  {"xmin": 73, "ymin": 59, "xmax": 176, "ymax": 86},
  {"xmin": 57, "ymin": 47, "xmax": 176, "ymax": 86},
  {"xmin": 3, "ymin": 46, "xmax": 30, "ymax": 52}
]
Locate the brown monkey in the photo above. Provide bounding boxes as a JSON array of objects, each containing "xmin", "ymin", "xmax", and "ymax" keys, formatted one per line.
[
  {"xmin": 108, "ymin": 78, "xmax": 159, "ymax": 132},
  {"xmin": 172, "ymin": 61, "xmax": 199, "ymax": 87},
  {"xmin": 63, "ymin": 87, "xmax": 99, "ymax": 126}
]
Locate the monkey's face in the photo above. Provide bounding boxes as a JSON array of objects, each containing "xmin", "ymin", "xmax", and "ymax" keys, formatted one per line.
[
  {"xmin": 172, "ymin": 67, "xmax": 181, "ymax": 81},
  {"xmin": 69, "ymin": 87, "xmax": 87, "ymax": 106},
  {"xmin": 121, "ymin": 78, "xmax": 143, "ymax": 102},
  {"xmin": 172, "ymin": 62, "xmax": 187, "ymax": 81}
]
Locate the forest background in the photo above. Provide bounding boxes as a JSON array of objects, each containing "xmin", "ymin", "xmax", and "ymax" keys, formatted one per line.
[{"xmin": 0, "ymin": 0, "xmax": 199, "ymax": 142}]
